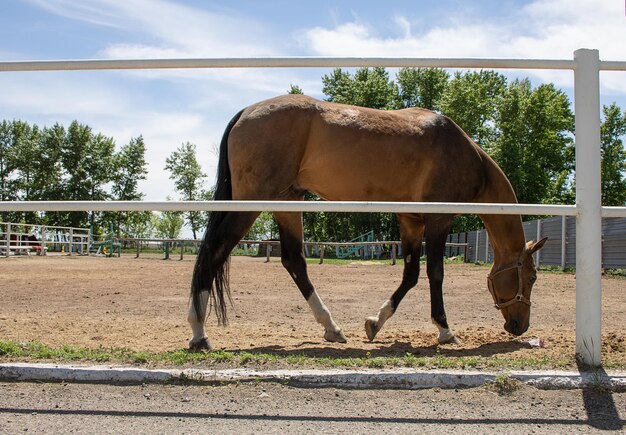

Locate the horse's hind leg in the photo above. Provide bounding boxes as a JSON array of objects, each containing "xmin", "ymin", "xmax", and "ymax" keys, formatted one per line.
[
  {"xmin": 365, "ymin": 214, "xmax": 425, "ymax": 341},
  {"xmin": 424, "ymin": 215, "xmax": 459, "ymax": 344},
  {"xmin": 274, "ymin": 211, "xmax": 347, "ymax": 343},
  {"xmin": 188, "ymin": 211, "xmax": 259, "ymax": 351}
]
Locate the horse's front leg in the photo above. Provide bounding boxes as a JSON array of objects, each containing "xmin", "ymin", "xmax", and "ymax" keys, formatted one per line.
[
  {"xmin": 425, "ymin": 217, "xmax": 460, "ymax": 344},
  {"xmin": 275, "ymin": 212, "xmax": 346, "ymax": 343},
  {"xmin": 365, "ymin": 215, "xmax": 424, "ymax": 341}
]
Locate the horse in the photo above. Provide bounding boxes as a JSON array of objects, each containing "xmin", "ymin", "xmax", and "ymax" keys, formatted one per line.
[{"xmin": 188, "ymin": 94, "xmax": 547, "ymax": 351}]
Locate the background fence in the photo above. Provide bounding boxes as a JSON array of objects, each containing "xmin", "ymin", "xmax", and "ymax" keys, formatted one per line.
[{"xmin": 455, "ymin": 216, "xmax": 626, "ymax": 269}]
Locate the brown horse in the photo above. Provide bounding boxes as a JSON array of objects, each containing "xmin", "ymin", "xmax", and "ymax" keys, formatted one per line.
[{"xmin": 188, "ymin": 94, "xmax": 547, "ymax": 350}]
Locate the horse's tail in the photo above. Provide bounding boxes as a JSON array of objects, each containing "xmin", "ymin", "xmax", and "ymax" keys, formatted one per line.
[{"xmin": 191, "ymin": 108, "xmax": 245, "ymax": 326}]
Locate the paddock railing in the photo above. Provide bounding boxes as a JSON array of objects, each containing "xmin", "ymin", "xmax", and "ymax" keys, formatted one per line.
[
  {"xmin": 2, "ymin": 50, "xmax": 626, "ymax": 366},
  {"xmin": 114, "ymin": 236, "xmax": 468, "ymax": 264},
  {"xmin": 0, "ymin": 221, "xmax": 90, "ymax": 256}
]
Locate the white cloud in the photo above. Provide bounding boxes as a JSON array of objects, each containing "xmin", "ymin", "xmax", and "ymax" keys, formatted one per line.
[{"xmin": 298, "ymin": 0, "xmax": 626, "ymax": 93}]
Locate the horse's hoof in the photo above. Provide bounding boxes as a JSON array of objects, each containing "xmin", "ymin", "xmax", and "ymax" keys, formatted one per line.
[
  {"xmin": 324, "ymin": 329, "xmax": 347, "ymax": 343},
  {"xmin": 438, "ymin": 333, "xmax": 461, "ymax": 345},
  {"xmin": 365, "ymin": 317, "xmax": 380, "ymax": 341},
  {"xmin": 188, "ymin": 337, "xmax": 213, "ymax": 352}
]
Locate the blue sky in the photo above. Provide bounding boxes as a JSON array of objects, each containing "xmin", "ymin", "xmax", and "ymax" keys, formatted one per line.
[{"xmin": 1, "ymin": 0, "xmax": 625, "ymax": 204}]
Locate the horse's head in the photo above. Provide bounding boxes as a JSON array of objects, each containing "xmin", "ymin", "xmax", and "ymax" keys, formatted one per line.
[{"xmin": 487, "ymin": 237, "xmax": 548, "ymax": 336}]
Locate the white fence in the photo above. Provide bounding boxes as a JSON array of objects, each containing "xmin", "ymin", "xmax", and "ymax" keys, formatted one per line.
[
  {"xmin": 2, "ymin": 50, "xmax": 626, "ymax": 366},
  {"xmin": 0, "ymin": 221, "xmax": 90, "ymax": 256}
]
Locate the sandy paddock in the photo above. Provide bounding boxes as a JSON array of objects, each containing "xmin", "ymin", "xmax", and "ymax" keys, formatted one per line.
[{"xmin": 0, "ymin": 255, "xmax": 624, "ymax": 366}]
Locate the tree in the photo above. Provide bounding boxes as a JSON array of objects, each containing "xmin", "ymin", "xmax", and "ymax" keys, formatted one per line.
[
  {"xmin": 107, "ymin": 136, "xmax": 150, "ymax": 236},
  {"xmin": 322, "ymin": 67, "xmax": 397, "ymax": 109},
  {"xmin": 492, "ymin": 80, "xmax": 574, "ymax": 205},
  {"xmin": 164, "ymin": 142, "xmax": 207, "ymax": 239},
  {"xmin": 439, "ymin": 70, "xmax": 507, "ymax": 147},
  {"xmin": 600, "ymin": 103, "xmax": 626, "ymax": 206},
  {"xmin": 59, "ymin": 121, "xmax": 115, "ymax": 229},
  {"xmin": 288, "ymin": 84, "xmax": 304, "ymax": 94},
  {"xmin": 153, "ymin": 205, "xmax": 185, "ymax": 240},
  {"xmin": 0, "ymin": 121, "xmax": 18, "ymax": 222},
  {"xmin": 395, "ymin": 67, "xmax": 449, "ymax": 110}
]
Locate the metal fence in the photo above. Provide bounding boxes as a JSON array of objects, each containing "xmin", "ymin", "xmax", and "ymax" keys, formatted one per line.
[{"xmin": 455, "ymin": 216, "xmax": 626, "ymax": 269}]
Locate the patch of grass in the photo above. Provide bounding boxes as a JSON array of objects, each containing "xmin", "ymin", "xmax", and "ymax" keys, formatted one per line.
[
  {"xmin": 603, "ymin": 269, "xmax": 626, "ymax": 279},
  {"xmin": 487, "ymin": 373, "xmax": 522, "ymax": 395},
  {"xmin": 0, "ymin": 339, "xmax": 619, "ymax": 371}
]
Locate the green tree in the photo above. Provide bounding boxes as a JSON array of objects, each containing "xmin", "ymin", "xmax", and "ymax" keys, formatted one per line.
[
  {"xmin": 59, "ymin": 121, "xmax": 115, "ymax": 229},
  {"xmin": 107, "ymin": 136, "xmax": 150, "ymax": 237},
  {"xmin": 492, "ymin": 80, "xmax": 574, "ymax": 205},
  {"xmin": 395, "ymin": 67, "xmax": 449, "ymax": 110},
  {"xmin": 164, "ymin": 142, "xmax": 207, "ymax": 239},
  {"xmin": 0, "ymin": 121, "xmax": 18, "ymax": 222},
  {"xmin": 288, "ymin": 84, "xmax": 304, "ymax": 94},
  {"xmin": 153, "ymin": 209, "xmax": 184, "ymax": 239},
  {"xmin": 322, "ymin": 67, "xmax": 397, "ymax": 109},
  {"xmin": 600, "ymin": 103, "xmax": 626, "ymax": 206},
  {"xmin": 439, "ymin": 70, "xmax": 507, "ymax": 146}
]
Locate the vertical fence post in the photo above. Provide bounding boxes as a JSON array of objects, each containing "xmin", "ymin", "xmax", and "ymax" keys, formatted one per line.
[
  {"xmin": 475, "ymin": 231, "xmax": 480, "ymax": 263},
  {"xmin": 535, "ymin": 220, "xmax": 542, "ymax": 268},
  {"xmin": 574, "ymin": 48, "xmax": 602, "ymax": 366},
  {"xmin": 561, "ymin": 216, "xmax": 567, "ymax": 270},
  {"xmin": 5, "ymin": 223, "xmax": 11, "ymax": 257}
]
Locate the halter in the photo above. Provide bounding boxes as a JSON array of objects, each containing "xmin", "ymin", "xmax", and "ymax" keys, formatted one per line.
[{"xmin": 486, "ymin": 250, "xmax": 531, "ymax": 310}]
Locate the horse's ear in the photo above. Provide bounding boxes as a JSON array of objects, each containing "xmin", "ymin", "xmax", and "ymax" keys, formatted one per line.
[{"xmin": 527, "ymin": 237, "xmax": 548, "ymax": 254}]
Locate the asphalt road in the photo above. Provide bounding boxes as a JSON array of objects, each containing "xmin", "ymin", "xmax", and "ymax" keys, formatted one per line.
[{"xmin": 1, "ymin": 381, "xmax": 625, "ymax": 434}]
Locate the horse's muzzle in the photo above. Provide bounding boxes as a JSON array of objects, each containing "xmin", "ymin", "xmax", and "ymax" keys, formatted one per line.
[{"xmin": 504, "ymin": 319, "xmax": 528, "ymax": 336}]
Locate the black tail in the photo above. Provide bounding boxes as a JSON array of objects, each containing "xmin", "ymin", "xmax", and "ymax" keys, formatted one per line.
[{"xmin": 191, "ymin": 108, "xmax": 245, "ymax": 326}]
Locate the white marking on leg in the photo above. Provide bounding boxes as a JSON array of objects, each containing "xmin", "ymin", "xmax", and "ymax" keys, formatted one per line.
[
  {"xmin": 307, "ymin": 292, "xmax": 341, "ymax": 333},
  {"xmin": 375, "ymin": 300, "xmax": 394, "ymax": 328},
  {"xmin": 188, "ymin": 291, "xmax": 209, "ymax": 345},
  {"xmin": 432, "ymin": 318, "xmax": 458, "ymax": 344},
  {"xmin": 405, "ymin": 254, "xmax": 412, "ymax": 264}
]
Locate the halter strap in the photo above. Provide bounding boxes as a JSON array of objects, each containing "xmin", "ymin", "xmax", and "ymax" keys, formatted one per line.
[{"xmin": 486, "ymin": 250, "xmax": 531, "ymax": 310}]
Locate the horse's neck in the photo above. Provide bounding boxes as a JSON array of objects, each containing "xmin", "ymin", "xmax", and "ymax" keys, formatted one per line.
[
  {"xmin": 477, "ymin": 158, "xmax": 526, "ymax": 266},
  {"xmin": 480, "ymin": 214, "xmax": 526, "ymax": 266}
]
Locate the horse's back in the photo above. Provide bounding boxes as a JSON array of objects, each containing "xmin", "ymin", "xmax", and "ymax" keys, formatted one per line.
[{"xmin": 228, "ymin": 95, "xmax": 488, "ymax": 203}]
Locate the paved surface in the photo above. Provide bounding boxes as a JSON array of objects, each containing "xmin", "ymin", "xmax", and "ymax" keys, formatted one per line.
[
  {"xmin": 1, "ymin": 381, "xmax": 625, "ymax": 433},
  {"xmin": 0, "ymin": 364, "xmax": 625, "ymax": 433}
]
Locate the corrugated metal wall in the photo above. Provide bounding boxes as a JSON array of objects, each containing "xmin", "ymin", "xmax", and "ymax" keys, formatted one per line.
[{"xmin": 457, "ymin": 216, "xmax": 626, "ymax": 269}]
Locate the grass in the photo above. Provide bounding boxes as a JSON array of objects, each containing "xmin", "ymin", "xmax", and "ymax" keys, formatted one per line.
[{"xmin": 0, "ymin": 339, "xmax": 602, "ymax": 371}]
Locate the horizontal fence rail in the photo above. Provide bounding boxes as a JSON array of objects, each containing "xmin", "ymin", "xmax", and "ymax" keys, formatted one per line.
[
  {"xmin": 0, "ymin": 200, "xmax": 624, "ymax": 217},
  {"xmin": 0, "ymin": 57, "xmax": 578, "ymax": 72}
]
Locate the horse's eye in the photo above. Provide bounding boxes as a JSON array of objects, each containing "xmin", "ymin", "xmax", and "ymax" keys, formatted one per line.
[{"xmin": 529, "ymin": 276, "xmax": 537, "ymax": 284}]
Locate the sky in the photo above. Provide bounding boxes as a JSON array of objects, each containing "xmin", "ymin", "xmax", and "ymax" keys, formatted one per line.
[{"xmin": 1, "ymin": 0, "xmax": 625, "ymax": 205}]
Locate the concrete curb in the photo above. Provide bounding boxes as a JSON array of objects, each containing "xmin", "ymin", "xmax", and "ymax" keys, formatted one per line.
[{"xmin": 2, "ymin": 363, "xmax": 625, "ymax": 391}]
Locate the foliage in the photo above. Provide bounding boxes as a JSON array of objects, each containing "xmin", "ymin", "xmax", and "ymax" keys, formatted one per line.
[
  {"xmin": 164, "ymin": 142, "xmax": 207, "ymax": 239},
  {"xmin": 322, "ymin": 67, "xmax": 397, "ymax": 109},
  {"xmin": 600, "ymin": 103, "xmax": 626, "ymax": 206},
  {"xmin": 106, "ymin": 135, "xmax": 150, "ymax": 236},
  {"xmin": 288, "ymin": 84, "xmax": 304, "ymax": 94},
  {"xmin": 152, "ymin": 208, "xmax": 185, "ymax": 239},
  {"xmin": 395, "ymin": 67, "xmax": 449, "ymax": 111}
]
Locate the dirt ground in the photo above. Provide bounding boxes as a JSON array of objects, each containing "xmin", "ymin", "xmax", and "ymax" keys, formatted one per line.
[{"xmin": 0, "ymin": 255, "xmax": 624, "ymax": 366}]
